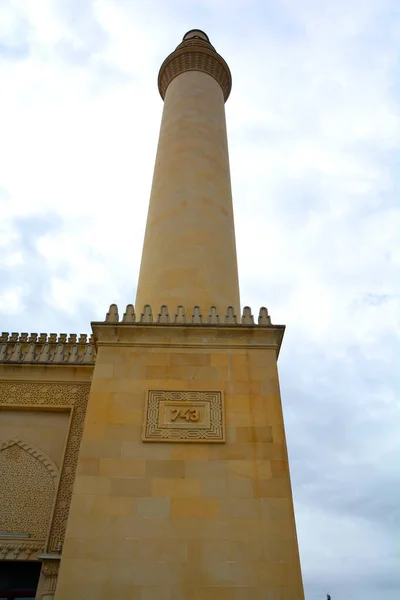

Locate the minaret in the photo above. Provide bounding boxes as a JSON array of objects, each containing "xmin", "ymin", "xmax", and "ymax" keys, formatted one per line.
[
  {"xmin": 55, "ymin": 30, "xmax": 304, "ymax": 600},
  {"xmin": 135, "ymin": 29, "xmax": 240, "ymax": 316}
]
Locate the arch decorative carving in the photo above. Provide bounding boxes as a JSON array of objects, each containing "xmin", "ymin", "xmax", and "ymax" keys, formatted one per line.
[
  {"xmin": 0, "ymin": 437, "xmax": 59, "ymax": 541},
  {"xmin": 0, "ymin": 437, "xmax": 59, "ymax": 480},
  {"xmin": 0, "ymin": 381, "xmax": 91, "ymax": 554}
]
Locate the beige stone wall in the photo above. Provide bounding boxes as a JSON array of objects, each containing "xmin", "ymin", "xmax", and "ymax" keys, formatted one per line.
[
  {"xmin": 56, "ymin": 325, "xmax": 304, "ymax": 600},
  {"xmin": 135, "ymin": 70, "xmax": 240, "ymax": 316},
  {"xmin": 0, "ymin": 408, "xmax": 69, "ymax": 554},
  {"xmin": 0, "ymin": 409, "xmax": 69, "ymax": 470},
  {"xmin": 0, "ymin": 361, "xmax": 92, "ymax": 598}
]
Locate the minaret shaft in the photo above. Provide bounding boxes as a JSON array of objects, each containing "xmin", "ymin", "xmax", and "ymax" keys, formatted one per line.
[{"xmin": 136, "ymin": 62, "xmax": 240, "ymax": 317}]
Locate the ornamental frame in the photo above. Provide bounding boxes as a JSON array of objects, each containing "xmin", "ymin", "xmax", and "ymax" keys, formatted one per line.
[
  {"xmin": 142, "ymin": 389, "xmax": 225, "ymax": 443},
  {"xmin": 0, "ymin": 381, "xmax": 90, "ymax": 559}
]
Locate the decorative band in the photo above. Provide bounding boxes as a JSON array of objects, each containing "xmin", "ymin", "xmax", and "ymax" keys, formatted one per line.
[{"xmin": 158, "ymin": 45, "xmax": 232, "ymax": 102}]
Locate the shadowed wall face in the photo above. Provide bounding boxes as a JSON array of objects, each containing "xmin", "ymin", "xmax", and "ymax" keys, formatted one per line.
[{"xmin": 135, "ymin": 69, "xmax": 240, "ymax": 317}]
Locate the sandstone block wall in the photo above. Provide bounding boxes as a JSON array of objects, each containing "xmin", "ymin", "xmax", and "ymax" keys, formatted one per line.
[{"xmin": 55, "ymin": 323, "xmax": 304, "ymax": 600}]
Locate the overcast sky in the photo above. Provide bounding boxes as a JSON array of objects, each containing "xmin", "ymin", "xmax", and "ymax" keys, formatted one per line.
[{"xmin": 0, "ymin": 1, "xmax": 399, "ymax": 598}]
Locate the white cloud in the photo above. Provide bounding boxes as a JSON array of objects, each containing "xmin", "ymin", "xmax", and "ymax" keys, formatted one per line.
[
  {"xmin": 2, "ymin": 251, "xmax": 24, "ymax": 268},
  {"xmin": 0, "ymin": 0, "xmax": 399, "ymax": 598},
  {"xmin": 0, "ymin": 285, "xmax": 26, "ymax": 314}
]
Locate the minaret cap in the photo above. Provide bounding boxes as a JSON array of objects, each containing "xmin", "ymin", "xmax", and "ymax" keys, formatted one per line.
[
  {"xmin": 158, "ymin": 29, "xmax": 232, "ymax": 102},
  {"xmin": 182, "ymin": 29, "xmax": 210, "ymax": 43}
]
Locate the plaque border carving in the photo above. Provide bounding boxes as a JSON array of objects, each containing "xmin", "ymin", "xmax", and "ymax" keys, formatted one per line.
[
  {"xmin": 142, "ymin": 390, "xmax": 225, "ymax": 443},
  {"xmin": 0, "ymin": 381, "xmax": 90, "ymax": 557}
]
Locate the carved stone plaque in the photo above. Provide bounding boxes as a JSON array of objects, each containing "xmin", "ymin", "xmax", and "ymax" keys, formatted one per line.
[{"xmin": 142, "ymin": 390, "xmax": 225, "ymax": 442}]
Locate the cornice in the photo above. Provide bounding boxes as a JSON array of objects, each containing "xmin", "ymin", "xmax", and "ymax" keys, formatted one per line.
[
  {"xmin": 158, "ymin": 37, "xmax": 232, "ymax": 102},
  {"xmin": 91, "ymin": 304, "xmax": 285, "ymax": 357},
  {"xmin": 0, "ymin": 332, "xmax": 95, "ymax": 365}
]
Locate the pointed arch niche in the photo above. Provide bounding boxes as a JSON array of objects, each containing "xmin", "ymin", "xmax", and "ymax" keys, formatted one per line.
[
  {"xmin": 0, "ymin": 437, "xmax": 59, "ymax": 540},
  {"xmin": 0, "ymin": 382, "xmax": 91, "ymax": 559}
]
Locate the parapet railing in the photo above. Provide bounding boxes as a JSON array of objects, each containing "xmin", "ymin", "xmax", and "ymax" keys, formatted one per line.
[
  {"xmin": 101, "ymin": 304, "xmax": 272, "ymax": 326},
  {"xmin": 0, "ymin": 332, "xmax": 94, "ymax": 365},
  {"xmin": 0, "ymin": 304, "xmax": 277, "ymax": 364}
]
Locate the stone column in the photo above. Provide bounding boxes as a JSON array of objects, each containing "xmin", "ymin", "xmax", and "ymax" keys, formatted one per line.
[
  {"xmin": 135, "ymin": 30, "xmax": 240, "ymax": 316},
  {"xmin": 35, "ymin": 557, "xmax": 60, "ymax": 600}
]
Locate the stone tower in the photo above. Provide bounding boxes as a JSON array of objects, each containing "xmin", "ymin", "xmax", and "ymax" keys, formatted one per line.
[
  {"xmin": 135, "ymin": 29, "xmax": 240, "ymax": 316},
  {"xmin": 55, "ymin": 30, "xmax": 305, "ymax": 599}
]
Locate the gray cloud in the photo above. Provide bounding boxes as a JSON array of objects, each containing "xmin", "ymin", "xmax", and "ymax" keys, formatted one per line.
[{"xmin": 0, "ymin": 1, "xmax": 399, "ymax": 598}]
